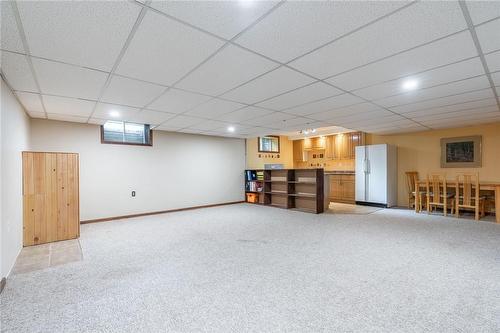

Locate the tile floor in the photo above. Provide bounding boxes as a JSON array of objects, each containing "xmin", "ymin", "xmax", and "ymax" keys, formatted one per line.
[{"xmin": 11, "ymin": 239, "xmax": 83, "ymax": 275}]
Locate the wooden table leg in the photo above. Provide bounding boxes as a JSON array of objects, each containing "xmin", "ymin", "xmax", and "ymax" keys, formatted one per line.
[
  {"xmin": 495, "ymin": 185, "xmax": 500, "ymax": 223},
  {"xmin": 415, "ymin": 180, "xmax": 419, "ymax": 213}
]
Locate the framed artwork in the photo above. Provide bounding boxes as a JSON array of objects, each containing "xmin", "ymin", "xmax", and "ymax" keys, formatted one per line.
[
  {"xmin": 440, "ymin": 136, "xmax": 482, "ymax": 168},
  {"xmin": 258, "ymin": 135, "xmax": 280, "ymax": 153}
]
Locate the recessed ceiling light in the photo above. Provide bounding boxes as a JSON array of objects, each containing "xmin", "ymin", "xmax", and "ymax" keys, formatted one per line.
[
  {"xmin": 238, "ymin": 0, "xmax": 254, "ymax": 8},
  {"xmin": 109, "ymin": 110, "xmax": 120, "ymax": 118},
  {"xmin": 402, "ymin": 79, "xmax": 418, "ymax": 91},
  {"xmin": 227, "ymin": 126, "xmax": 235, "ymax": 133}
]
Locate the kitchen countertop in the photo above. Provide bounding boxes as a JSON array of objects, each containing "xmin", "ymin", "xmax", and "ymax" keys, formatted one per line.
[{"xmin": 324, "ymin": 170, "xmax": 355, "ymax": 175}]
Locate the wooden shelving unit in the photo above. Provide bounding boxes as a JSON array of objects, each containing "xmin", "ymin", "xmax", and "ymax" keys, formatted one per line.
[{"xmin": 245, "ymin": 168, "xmax": 324, "ymax": 214}]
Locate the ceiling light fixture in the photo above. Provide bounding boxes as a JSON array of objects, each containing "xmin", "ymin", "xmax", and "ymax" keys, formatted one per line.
[
  {"xmin": 109, "ymin": 110, "xmax": 120, "ymax": 118},
  {"xmin": 300, "ymin": 128, "xmax": 316, "ymax": 135},
  {"xmin": 402, "ymin": 79, "xmax": 418, "ymax": 91},
  {"xmin": 238, "ymin": 0, "xmax": 254, "ymax": 8},
  {"xmin": 227, "ymin": 126, "xmax": 235, "ymax": 133}
]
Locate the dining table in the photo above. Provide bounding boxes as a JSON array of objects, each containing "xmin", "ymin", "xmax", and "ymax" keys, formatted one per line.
[{"xmin": 414, "ymin": 180, "xmax": 500, "ymax": 223}]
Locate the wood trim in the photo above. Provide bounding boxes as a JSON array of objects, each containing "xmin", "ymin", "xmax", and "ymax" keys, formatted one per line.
[
  {"xmin": 0, "ymin": 277, "xmax": 6, "ymax": 294},
  {"xmin": 258, "ymin": 135, "xmax": 280, "ymax": 153},
  {"xmin": 80, "ymin": 201, "xmax": 245, "ymax": 224},
  {"xmin": 100, "ymin": 125, "xmax": 154, "ymax": 147}
]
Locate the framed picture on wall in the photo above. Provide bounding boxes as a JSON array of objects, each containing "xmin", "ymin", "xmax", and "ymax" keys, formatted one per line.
[
  {"xmin": 258, "ymin": 135, "xmax": 280, "ymax": 153},
  {"xmin": 440, "ymin": 135, "xmax": 482, "ymax": 168}
]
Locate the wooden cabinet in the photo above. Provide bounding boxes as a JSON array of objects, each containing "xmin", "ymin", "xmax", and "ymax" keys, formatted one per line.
[
  {"xmin": 23, "ymin": 152, "xmax": 79, "ymax": 246},
  {"xmin": 325, "ymin": 136, "xmax": 335, "ymax": 159},
  {"xmin": 329, "ymin": 174, "xmax": 355, "ymax": 203},
  {"xmin": 293, "ymin": 139, "xmax": 306, "ymax": 161},
  {"xmin": 303, "ymin": 137, "xmax": 312, "ymax": 150},
  {"xmin": 312, "ymin": 137, "xmax": 326, "ymax": 150}
]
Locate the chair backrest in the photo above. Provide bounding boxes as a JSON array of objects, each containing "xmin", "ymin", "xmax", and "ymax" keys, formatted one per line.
[
  {"xmin": 427, "ymin": 173, "xmax": 446, "ymax": 204},
  {"xmin": 405, "ymin": 171, "xmax": 419, "ymax": 194},
  {"xmin": 456, "ymin": 173, "xmax": 479, "ymax": 206}
]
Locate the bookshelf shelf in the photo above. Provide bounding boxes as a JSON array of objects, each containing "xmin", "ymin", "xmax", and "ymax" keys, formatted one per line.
[{"xmin": 244, "ymin": 168, "xmax": 324, "ymax": 214}]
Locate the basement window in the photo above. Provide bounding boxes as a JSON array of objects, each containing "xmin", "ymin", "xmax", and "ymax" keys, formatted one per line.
[{"xmin": 101, "ymin": 121, "xmax": 153, "ymax": 146}]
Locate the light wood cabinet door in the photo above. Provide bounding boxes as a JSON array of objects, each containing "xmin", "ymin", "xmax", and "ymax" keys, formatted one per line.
[
  {"xmin": 325, "ymin": 136, "xmax": 335, "ymax": 159},
  {"xmin": 303, "ymin": 138, "xmax": 312, "ymax": 150},
  {"xmin": 341, "ymin": 175, "xmax": 355, "ymax": 203},
  {"xmin": 293, "ymin": 140, "xmax": 306, "ymax": 161},
  {"xmin": 23, "ymin": 152, "xmax": 79, "ymax": 246},
  {"xmin": 329, "ymin": 175, "xmax": 343, "ymax": 201},
  {"xmin": 312, "ymin": 137, "xmax": 326, "ymax": 150}
]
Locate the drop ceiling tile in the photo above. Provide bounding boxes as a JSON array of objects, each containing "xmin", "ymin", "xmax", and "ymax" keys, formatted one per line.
[
  {"xmin": 1, "ymin": 52, "xmax": 38, "ymax": 92},
  {"xmin": 185, "ymin": 98, "xmax": 245, "ymax": 119},
  {"xmin": 188, "ymin": 120, "xmax": 229, "ymax": 131},
  {"xmin": 327, "ymin": 31, "xmax": 478, "ymax": 91},
  {"xmin": 327, "ymin": 109, "xmax": 395, "ymax": 124},
  {"xmin": 47, "ymin": 113, "xmax": 88, "ymax": 123},
  {"xmin": 27, "ymin": 111, "xmax": 46, "ymax": 119},
  {"xmin": 42, "ymin": 95, "xmax": 95, "ymax": 117},
  {"xmin": 412, "ymin": 105, "xmax": 499, "ymax": 122},
  {"xmin": 15, "ymin": 91, "xmax": 44, "ymax": 113},
  {"xmin": 240, "ymin": 112, "xmax": 295, "ymax": 126},
  {"xmin": 151, "ymin": 0, "xmax": 278, "ymax": 39},
  {"xmin": 284, "ymin": 93, "xmax": 364, "ymax": 116},
  {"xmin": 308, "ymin": 103, "xmax": 385, "ymax": 121},
  {"xmin": 101, "ymin": 75, "xmax": 165, "ymax": 108},
  {"xmin": 160, "ymin": 114, "xmax": 204, "ymax": 128},
  {"xmin": 88, "ymin": 118, "xmax": 107, "ymax": 125},
  {"xmin": 475, "ymin": 18, "xmax": 500, "ymax": 53},
  {"xmin": 221, "ymin": 67, "xmax": 314, "ymax": 104},
  {"xmin": 154, "ymin": 125, "xmax": 183, "ymax": 132},
  {"xmin": 491, "ymin": 71, "xmax": 500, "ymax": 86},
  {"xmin": 17, "ymin": 1, "xmax": 141, "ymax": 70},
  {"xmin": 116, "ymin": 10, "xmax": 224, "ymax": 86},
  {"xmin": 93, "ymin": 103, "xmax": 141, "ymax": 121},
  {"xmin": 421, "ymin": 110, "xmax": 500, "ymax": 126},
  {"xmin": 148, "ymin": 88, "xmax": 212, "ymax": 114},
  {"xmin": 466, "ymin": 1, "xmax": 500, "ymax": 25},
  {"xmin": 256, "ymin": 82, "xmax": 343, "ymax": 111},
  {"xmin": 215, "ymin": 106, "xmax": 275, "ymax": 122},
  {"xmin": 404, "ymin": 98, "xmax": 498, "ymax": 118},
  {"xmin": 266, "ymin": 117, "xmax": 318, "ymax": 130},
  {"xmin": 389, "ymin": 88, "xmax": 494, "ymax": 114},
  {"xmin": 485, "ymin": 50, "xmax": 500, "ymax": 72},
  {"xmin": 236, "ymin": 1, "xmax": 407, "ymax": 62},
  {"xmin": 130, "ymin": 109, "xmax": 175, "ymax": 125},
  {"xmin": 176, "ymin": 45, "xmax": 278, "ymax": 96},
  {"xmin": 290, "ymin": 1, "xmax": 467, "ymax": 79},
  {"xmin": 377, "ymin": 75, "xmax": 491, "ymax": 108},
  {"xmin": 32, "ymin": 58, "xmax": 108, "ymax": 100},
  {"xmin": 176, "ymin": 128, "xmax": 206, "ymax": 135},
  {"xmin": 353, "ymin": 57, "xmax": 485, "ymax": 100},
  {"xmin": 1, "ymin": 1, "xmax": 24, "ymax": 52}
]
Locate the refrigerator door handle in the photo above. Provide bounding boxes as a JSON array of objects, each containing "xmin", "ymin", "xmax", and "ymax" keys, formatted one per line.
[{"xmin": 363, "ymin": 158, "xmax": 369, "ymax": 174}]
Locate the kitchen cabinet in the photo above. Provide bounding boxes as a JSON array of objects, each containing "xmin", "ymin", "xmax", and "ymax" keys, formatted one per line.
[
  {"xmin": 293, "ymin": 139, "xmax": 306, "ymax": 161},
  {"xmin": 303, "ymin": 137, "xmax": 312, "ymax": 150},
  {"xmin": 325, "ymin": 135, "xmax": 335, "ymax": 159},
  {"xmin": 312, "ymin": 137, "xmax": 326, "ymax": 150},
  {"xmin": 329, "ymin": 174, "xmax": 355, "ymax": 203}
]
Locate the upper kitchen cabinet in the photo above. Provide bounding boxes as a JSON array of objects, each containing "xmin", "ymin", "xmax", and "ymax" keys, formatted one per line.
[
  {"xmin": 335, "ymin": 132, "xmax": 364, "ymax": 159},
  {"xmin": 303, "ymin": 137, "xmax": 325, "ymax": 150},
  {"xmin": 293, "ymin": 139, "xmax": 307, "ymax": 161}
]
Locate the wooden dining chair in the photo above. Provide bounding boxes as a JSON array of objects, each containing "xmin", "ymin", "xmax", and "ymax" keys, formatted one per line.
[
  {"xmin": 405, "ymin": 171, "xmax": 425, "ymax": 211},
  {"xmin": 455, "ymin": 173, "xmax": 485, "ymax": 221},
  {"xmin": 427, "ymin": 173, "xmax": 454, "ymax": 216}
]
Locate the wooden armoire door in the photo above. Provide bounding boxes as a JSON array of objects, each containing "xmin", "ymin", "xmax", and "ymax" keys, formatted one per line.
[{"xmin": 23, "ymin": 152, "xmax": 79, "ymax": 246}]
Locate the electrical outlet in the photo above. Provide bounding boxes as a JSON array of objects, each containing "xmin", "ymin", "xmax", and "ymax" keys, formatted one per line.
[{"xmin": 132, "ymin": 191, "xmax": 136, "ymax": 197}]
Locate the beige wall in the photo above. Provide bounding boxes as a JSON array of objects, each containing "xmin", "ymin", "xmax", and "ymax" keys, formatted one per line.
[
  {"xmin": 245, "ymin": 135, "xmax": 294, "ymax": 169},
  {"xmin": 30, "ymin": 119, "xmax": 246, "ymax": 221},
  {"xmin": 1, "ymin": 78, "xmax": 31, "ymax": 278},
  {"xmin": 368, "ymin": 122, "xmax": 500, "ymax": 206}
]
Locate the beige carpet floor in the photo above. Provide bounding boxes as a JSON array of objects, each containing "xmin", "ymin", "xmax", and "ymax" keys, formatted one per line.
[{"xmin": 1, "ymin": 203, "xmax": 499, "ymax": 332}]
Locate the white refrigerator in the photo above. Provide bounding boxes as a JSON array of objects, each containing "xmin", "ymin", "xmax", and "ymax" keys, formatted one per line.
[{"xmin": 355, "ymin": 144, "xmax": 397, "ymax": 207}]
